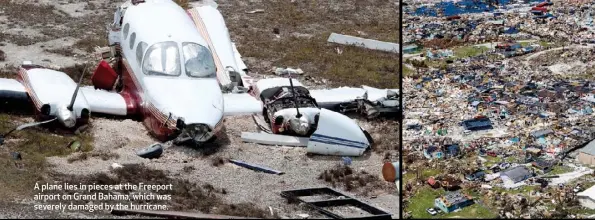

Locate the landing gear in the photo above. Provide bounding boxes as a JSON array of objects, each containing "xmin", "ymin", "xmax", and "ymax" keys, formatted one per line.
[{"xmin": 172, "ymin": 132, "xmax": 217, "ymax": 146}]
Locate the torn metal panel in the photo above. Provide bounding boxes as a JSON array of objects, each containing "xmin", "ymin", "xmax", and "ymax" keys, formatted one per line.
[
  {"xmin": 307, "ymin": 109, "xmax": 370, "ymax": 156},
  {"xmin": 327, "ymin": 33, "xmax": 399, "ymax": 53},
  {"xmin": 281, "ymin": 187, "xmax": 392, "ymax": 219},
  {"xmin": 229, "ymin": 159, "xmax": 284, "ymax": 175},
  {"xmin": 241, "ymin": 132, "xmax": 309, "ymax": 147}
]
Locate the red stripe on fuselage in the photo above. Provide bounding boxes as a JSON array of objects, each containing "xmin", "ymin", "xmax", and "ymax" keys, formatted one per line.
[{"xmin": 120, "ymin": 58, "xmax": 177, "ymax": 141}]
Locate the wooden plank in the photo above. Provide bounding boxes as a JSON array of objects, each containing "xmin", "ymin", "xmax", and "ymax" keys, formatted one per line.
[
  {"xmin": 327, "ymin": 33, "xmax": 399, "ymax": 53},
  {"xmin": 111, "ymin": 209, "xmax": 254, "ymax": 219},
  {"xmin": 241, "ymin": 132, "xmax": 309, "ymax": 147}
]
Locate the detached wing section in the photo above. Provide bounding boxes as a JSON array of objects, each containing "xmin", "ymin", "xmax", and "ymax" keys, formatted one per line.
[
  {"xmin": 310, "ymin": 86, "xmax": 399, "ymax": 117},
  {"xmin": 0, "ymin": 78, "xmax": 28, "ymax": 100},
  {"xmin": 309, "ymin": 87, "xmax": 368, "ymax": 110},
  {"xmin": 222, "ymin": 93, "xmax": 262, "ymax": 116},
  {"xmin": 80, "ymin": 86, "xmax": 128, "ymax": 116}
]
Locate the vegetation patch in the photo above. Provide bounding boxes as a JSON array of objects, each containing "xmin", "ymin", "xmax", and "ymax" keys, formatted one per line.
[
  {"xmin": 0, "ymin": 114, "xmax": 93, "ymax": 200},
  {"xmin": 50, "ymin": 164, "xmax": 273, "ymax": 218},
  {"xmin": 318, "ymin": 164, "xmax": 395, "ymax": 195}
]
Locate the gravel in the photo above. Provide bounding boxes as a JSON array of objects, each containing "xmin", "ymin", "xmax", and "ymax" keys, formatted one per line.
[{"xmin": 46, "ymin": 116, "xmax": 399, "ymax": 218}]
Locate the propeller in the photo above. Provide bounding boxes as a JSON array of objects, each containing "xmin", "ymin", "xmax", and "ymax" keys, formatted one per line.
[
  {"xmin": 0, "ymin": 64, "xmax": 87, "ymax": 145},
  {"xmin": 288, "ymin": 75, "xmax": 302, "ymax": 118},
  {"xmin": 67, "ymin": 64, "xmax": 88, "ymax": 111}
]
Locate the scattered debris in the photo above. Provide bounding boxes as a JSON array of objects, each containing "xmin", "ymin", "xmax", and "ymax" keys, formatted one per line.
[
  {"xmin": 11, "ymin": 152, "xmax": 21, "ymax": 160},
  {"xmin": 211, "ymin": 156, "xmax": 229, "ymax": 167},
  {"xmin": 110, "ymin": 163, "xmax": 123, "ymax": 170},
  {"xmin": 327, "ymin": 33, "xmax": 399, "ymax": 54},
  {"xmin": 382, "ymin": 162, "xmax": 399, "ymax": 182},
  {"xmin": 342, "ymin": 157, "xmax": 352, "ymax": 165},
  {"xmin": 241, "ymin": 132, "xmax": 308, "ymax": 147},
  {"xmin": 273, "ymin": 67, "xmax": 304, "ymax": 76},
  {"xmin": 67, "ymin": 140, "xmax": 81, "ymax": 152},
  {"xmin": 136, "ymin": 143, "xmax": 164, "ymax": 159},
  {"xmin": 246, "ymin": 9, "xmax": 264, "ymax": 14},
  {"xmin": 229, "ymin": 159, "xmax": 284, "ymax": 175},
  {"xmin": 281, "ymin": 187, "xmax": 392, "ymax": 219}
]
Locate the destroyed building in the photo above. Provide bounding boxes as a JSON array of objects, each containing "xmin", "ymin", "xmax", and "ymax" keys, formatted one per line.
[
  {"xmin": 578, "ymin": 139, "xmax": 595, "ymax": 166},
  {"xmin": 500, "ymin": 166, "xmax": 533, "ymax": 185},
  {"xmin": 434, "ymin": 191, "xmax": 474, "ymax": 213}
]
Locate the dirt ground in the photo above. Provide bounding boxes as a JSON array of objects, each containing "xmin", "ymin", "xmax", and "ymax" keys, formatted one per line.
[{"xmin": 0, "ymin": 0, "xmax": 399, "ymax": 219}]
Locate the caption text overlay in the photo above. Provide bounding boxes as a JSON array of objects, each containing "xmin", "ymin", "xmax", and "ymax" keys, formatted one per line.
[{"xmin": 33, "ymin": 182, "xmax": 173, "ymax": 212}]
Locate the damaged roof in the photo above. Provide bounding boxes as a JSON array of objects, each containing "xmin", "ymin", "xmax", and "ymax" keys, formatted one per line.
[
  {"xmin": 440, "ymin": 191, "xmax": 472, "ymax": 206},
  {"xmin": 501, "ymin": 166, "xmax": 532, "ymax": 183},
  {"xmin": 579, "ymin": 139, "xmax": 595, "ymax": 156}
]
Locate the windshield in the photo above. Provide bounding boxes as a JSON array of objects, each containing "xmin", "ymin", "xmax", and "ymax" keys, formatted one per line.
[
  {"xmin": 142, "ymin": 41, "xmax": 181, "ymax": 76},
  {"xmin": 182, "ymin": 42, "xmax": 216, "ymax": 78}
]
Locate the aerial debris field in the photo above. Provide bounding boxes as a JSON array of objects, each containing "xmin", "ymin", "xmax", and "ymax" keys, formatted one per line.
[
  {"xmin": 403, "ymin": 0, "xmax": 595, "ymax": 218},
  {"xmin": 0, "ymin": 0, "xmax": 399, "ymax": 219}
]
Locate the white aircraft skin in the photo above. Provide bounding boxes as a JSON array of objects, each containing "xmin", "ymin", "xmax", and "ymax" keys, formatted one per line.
[
  {"xmin": 112, "ymin": 0, "xmax": 224, "ymax": 142},
  {"xmin": 0, "ymin": 0, "xmax": 391, "ymax": 154}
]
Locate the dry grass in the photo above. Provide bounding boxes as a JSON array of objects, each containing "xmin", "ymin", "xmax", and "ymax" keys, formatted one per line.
[
  {"xmin": 174, "ymin": 0, "xmax": 190, "ymax": 9},
  {"xmin": 0, "ymin": 114, "xmax": 94, "ymax": 200},
  {"xmin": 369, "ymin": 120, "xmax": 399, "ymax": 152},
  {"xmin": 66, "ymin": 151, "xmax": 120, "ymax": 163},
  {"xmin": 318, "ymin": 164, "xmax": 395, "ymax": 196},
  {"xmin": 211, "ymin": 156, "xmax": 229, "ymax": 167},
  {"xmin": 74, "ymin": 37, "xmax": 109, "ymax": 54},
  {"xmin": 50, "ymin": 164, "xmax": 275, "ymax": 218},
  {"xmin": 221, "ymin": 0, "xmax": 399, "ymax": 89},
  {"xmin": 58, "ymin": 63, "xmax": 95, "ymax": 86},
  {"xmin": 44, "ymin": 47, "xmax": 76, "ymax": 57},
  {"xmin": 0, "ymin": 1, "xmax": 114, "ymax": 48}
]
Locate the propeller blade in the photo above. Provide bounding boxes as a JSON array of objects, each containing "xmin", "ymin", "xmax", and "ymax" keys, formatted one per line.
[
  {"xmin": 67, "ymin": 65, "xmax": 88, "ymax": 111},
  {"xmin": 2, "ymin": 118, "xmax": 57, "ymax": 139}
]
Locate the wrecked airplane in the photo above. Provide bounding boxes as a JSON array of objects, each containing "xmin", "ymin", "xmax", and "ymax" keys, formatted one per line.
[{"xmin": 0, "ymin": 0, "xmax": 398, "ymax": 156}]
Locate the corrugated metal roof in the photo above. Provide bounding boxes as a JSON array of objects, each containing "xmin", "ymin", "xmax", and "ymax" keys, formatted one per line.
[
  {"xmin": 579, "ymin": 139, "xmax": 595, "ymax": 156},
  {"xmin": 442, "ymin": 191, "xmax": 471, "ymax": 206}
]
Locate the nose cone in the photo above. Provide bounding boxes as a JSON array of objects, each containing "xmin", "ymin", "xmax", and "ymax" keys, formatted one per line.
[{"xmin": 143, "ymin": 77, "xmax": 224, "ymax": 128}]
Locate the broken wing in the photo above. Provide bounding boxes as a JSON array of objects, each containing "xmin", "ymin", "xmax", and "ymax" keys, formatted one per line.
[{"xmin": 0, "ymin": 66, "xmax": 128, "ymax": 118}]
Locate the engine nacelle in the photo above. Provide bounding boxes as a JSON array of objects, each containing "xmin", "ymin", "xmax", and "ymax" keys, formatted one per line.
[{"xmin": 91, "ymin": 60, "xmax": 118, "ymax": 91}]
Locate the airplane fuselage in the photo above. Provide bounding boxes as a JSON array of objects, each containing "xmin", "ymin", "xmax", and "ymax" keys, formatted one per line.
[{"xmin": 109, "ymin": 0, "xmax": 225, "ymax": 143}]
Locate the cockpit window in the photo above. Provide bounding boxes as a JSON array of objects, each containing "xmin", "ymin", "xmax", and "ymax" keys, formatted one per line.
[
  {"xmin": 182, "ymin": 42, "xmax": 217, "ymax": 78},
  {"xmin": 142, "ymin": 41, "xmax": 181, "ymax": 76}
]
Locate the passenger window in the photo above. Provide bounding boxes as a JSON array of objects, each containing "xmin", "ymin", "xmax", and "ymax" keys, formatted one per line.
[
  {"xmin": 136, "ymin": 42, "xmax": 148, "ymax": 65},
  {"xmin": 123, "ymin": 23, "xmax": 130, "ymax": 40},
  {"xmin": 129, "ymin": 33, "xmax": 136, "ymax": 50}
]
